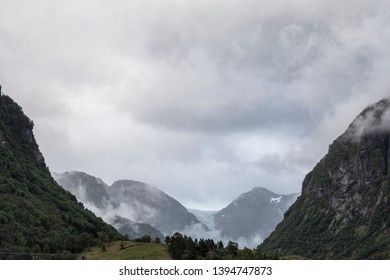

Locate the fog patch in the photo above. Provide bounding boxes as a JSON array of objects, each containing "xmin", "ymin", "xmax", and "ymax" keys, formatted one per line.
[
  {"xmin": 111, "ymin": 201, "xmax": 157, "ymax": 225},
  {"xmin": 345, "ymin": 98, "xmax": 390, "ymax": 141},
  {"xmin": 181, "ymin": 223, "xmax": 226, "ymax": 243},
  {"xmin": 180, "ymin": 223, "xmax": 264, "ymax": 249}
]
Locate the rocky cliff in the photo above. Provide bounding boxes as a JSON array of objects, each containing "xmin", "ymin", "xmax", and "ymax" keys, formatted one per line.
[{"xmin": 259, "ymin": 98, "xmax": 390, "ymax": 259}]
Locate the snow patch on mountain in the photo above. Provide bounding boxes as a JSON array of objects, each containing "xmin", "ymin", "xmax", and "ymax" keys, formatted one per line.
[{"xmin": 270, "ymin": 196, "xmax": 282, "ymax": 203}]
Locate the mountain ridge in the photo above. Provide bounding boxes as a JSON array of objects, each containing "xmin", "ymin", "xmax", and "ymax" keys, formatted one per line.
[{"xmin": 53, "ymin": 171, "xmax": 207, "ymax": 237}]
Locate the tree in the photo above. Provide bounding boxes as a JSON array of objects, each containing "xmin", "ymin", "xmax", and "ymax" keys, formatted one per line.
[
  {"xmin": 135, "ymin": 235, "xmax": 152, "ymax": 243},
  {"xmin": 226, "ymin": 241, "xmax": 238, "ymax": 257}
]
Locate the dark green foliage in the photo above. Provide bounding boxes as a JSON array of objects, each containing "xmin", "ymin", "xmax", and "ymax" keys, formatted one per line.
[
  {"xmin": 165, "ymin": 232, "xmax": 278, "ymax": 260},
  {"xmin": 134, "ymin": 235, "xmax": 152, "ymax": 243},
  {"xmin": 0, "ymin": 95, "xmax": 122, "ymax": 259},
  {"xmin": 226, "ymin": 241, "xmax": 238, "ymax": 257}
]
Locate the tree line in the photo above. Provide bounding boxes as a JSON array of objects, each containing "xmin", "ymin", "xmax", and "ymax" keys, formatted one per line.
[{"xmin": 164, "ymin": 232, "xmax": 279, "ymax": 260}]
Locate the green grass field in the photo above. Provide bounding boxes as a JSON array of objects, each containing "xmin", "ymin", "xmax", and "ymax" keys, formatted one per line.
[{"xmin": 80, "ymin": 241, "xmax": 172, "ymax": 260}]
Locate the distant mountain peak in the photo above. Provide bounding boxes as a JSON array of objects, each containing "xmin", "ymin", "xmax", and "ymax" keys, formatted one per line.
[{"xmin": 214, "ymin": 186, "xmax": 299, "ymax": 243}]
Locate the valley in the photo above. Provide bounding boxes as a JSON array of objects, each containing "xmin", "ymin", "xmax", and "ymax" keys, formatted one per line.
[{"xmin": 2, "ymin": 93, "xmax": 390, "ymax": 259}]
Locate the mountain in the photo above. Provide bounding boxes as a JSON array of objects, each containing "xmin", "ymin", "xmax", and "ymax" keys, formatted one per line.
[
  {"xmin": 260, "ymin": 98, "xmax": 390, "ymax": 259},
  {"xmin": 108, "ymin": 179, "xmax": 206, "ymax": 234},
  {"xmin": 52, "ymin": 171, "xmax": 110, "ymax": 209},
  {"xmin": 53, "ymin": 171, "xmax": 207, "ymax": 236},
  {"xmin": 188, "ymin": 209, "xmax": 218, "ymax": 230},
  {"xmin": 0, "ymin": 95, "xmax": 121, "ymax": 259},
  {"xmin": 52, "ymin": 171, "xmax": 166, "ymax": 239},
  {"xmin": 214, "ymin": 187, "xmax": 298, "ymax": 243},
  {"xmin": 112, "ymin": 216, "xmax": 164, "ymax": 241}
]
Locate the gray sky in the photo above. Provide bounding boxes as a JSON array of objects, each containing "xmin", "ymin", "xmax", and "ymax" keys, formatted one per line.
[{"xmin": 1, "ymin": 0, "xmax": 390, "ymax": 210}]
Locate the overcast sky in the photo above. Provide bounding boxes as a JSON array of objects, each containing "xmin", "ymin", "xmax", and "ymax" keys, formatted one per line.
[{"xmin": 1, "ymin": 0, "xmax": 390, "ymax": 210}]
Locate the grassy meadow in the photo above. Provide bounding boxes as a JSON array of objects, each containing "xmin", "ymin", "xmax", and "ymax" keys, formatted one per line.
[{"xmin": 80, "ymin": 241, "xmax": 172, "ymax": 260}]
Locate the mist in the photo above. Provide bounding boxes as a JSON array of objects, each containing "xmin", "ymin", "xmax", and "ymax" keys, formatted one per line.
[
  {"xmin": 181, "ymin": 223, "xmax": 264, "ymax": 249},
  {"xmin": 346, "ymin": 98, "xmax": 390, "ymax": 141}
]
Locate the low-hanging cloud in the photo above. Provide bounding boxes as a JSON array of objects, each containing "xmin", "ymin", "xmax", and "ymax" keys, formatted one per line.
[
  {"xmin": 345, "ymin": 98, "xmax": 390, "ymax": 141},
  {"xmin": 181, "ymin": 223, "xmax": 265, "ymax": 249}
]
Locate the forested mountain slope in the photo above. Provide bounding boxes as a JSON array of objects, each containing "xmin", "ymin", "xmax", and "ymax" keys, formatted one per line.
[{"xmin": 0, "ymin": 95, "xmax": 121, "ymax": 259}]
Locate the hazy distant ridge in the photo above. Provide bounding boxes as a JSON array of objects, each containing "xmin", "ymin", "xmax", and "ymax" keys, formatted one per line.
[{"xmin": 53, "ymin": 171, "xmax": 206, "ymax": 238}]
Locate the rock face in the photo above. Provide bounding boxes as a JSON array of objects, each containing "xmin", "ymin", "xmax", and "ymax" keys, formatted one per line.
[
  {"xmin": 214, "ymin": 187, "xmax": 298, "ymax": 242},
  {"xmin": 54, "ymin": 171, "xmax": 206, "ymax": 236},
  {"xmin": 260, "ymin": 98, "xmax": 390, "ymax": 259},
  {"xmin": 0, "ymin": 95, "xmax": 121, "ymax": 259}
]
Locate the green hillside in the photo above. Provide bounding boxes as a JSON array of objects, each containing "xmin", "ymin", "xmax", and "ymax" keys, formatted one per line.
[
  {"xmin": 0, "ymin": 95, "xmax": 122, "ymax": 259},
  {"xmin": 81, "ymin": 241, "xmax": 171, "ymax": 260}
]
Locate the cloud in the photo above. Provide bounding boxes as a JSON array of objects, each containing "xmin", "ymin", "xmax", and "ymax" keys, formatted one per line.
[
  {"xmin": 344, "ymin": 98, "xmax": 390, "ymax": 141},
  {"xmin": 181, "ymin": 223, "xmax": 264, "ymax": 249},
  {"xmin": 1, "ymin": 0, "xmax": 390, "ymax": 209}
]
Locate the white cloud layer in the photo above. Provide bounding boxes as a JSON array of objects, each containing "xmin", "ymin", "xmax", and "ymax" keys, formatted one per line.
[{"xmin": 1, "ymin": 0, "xmax": 390, "ymax": 209}]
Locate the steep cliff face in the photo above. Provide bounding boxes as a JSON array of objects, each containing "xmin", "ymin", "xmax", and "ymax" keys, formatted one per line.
[
  {"xmin": 0, "ymin": 95, "xmax": 121, "ymax": 259},
  {"xmin": 260, "ymin": 98, "xmax": 390, "ymax": 259}
]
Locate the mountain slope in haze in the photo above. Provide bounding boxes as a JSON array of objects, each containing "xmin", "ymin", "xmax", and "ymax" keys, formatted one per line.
[
  {"xmin": 109, "ymin": 179, "xmax": 206, "ymax": 234},
  {"xmin": 0, "ymin": 95, "xmax": 121, "ymax": 259},
  {"xmin": 112, "ymin": 216, "xmax": 165, "ymax": 241},
  {"xmin": 260, "ymin": 98, "xmax": 390, "ymax": 259},
  {"xmin": 214, "ymin": 187, "xmax": 299, "ymax": 242},
  {"xmin": 54, "ymin": 171, "xmax": 207, "ymax": 236},
  {"xmin": 52, "ymin": 171, "xmax": 110, "ymax": 209},
  {"xmin": 52, "ymin": 171, "xmax": 165, "ymax": 239}
]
